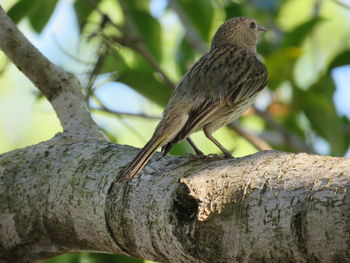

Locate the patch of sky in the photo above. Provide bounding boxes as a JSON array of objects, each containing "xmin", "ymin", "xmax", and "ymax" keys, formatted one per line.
[
  {"xmin": 150, "ymin": 0, "xmax": 168, "ymax": 18},
  {"xmin": 332, "ymin": 65, "xmax": 350, "ymax": 119}
]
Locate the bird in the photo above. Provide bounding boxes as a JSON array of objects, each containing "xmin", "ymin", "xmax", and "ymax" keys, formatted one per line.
[{"xmin": 118, "ymin": 16, "xmax": 268, "ymax": 182}]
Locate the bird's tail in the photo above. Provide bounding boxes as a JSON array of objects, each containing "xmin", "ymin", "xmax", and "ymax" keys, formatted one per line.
[{"xmin": 117, "ymin": 135, "xmax": 166, "ymax": 182}]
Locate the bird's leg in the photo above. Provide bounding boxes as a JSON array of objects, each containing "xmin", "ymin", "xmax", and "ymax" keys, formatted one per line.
[
  {"xmin": 186, "ymin": 138, "xmax": 206, "ymax": 159},
  {"xmin": 186, "ymin": 137, "xmax": 205, "ymax": 156},
  {"xmin": 203, "ymin": 128, "xmax": 233, "ymax": 159}
]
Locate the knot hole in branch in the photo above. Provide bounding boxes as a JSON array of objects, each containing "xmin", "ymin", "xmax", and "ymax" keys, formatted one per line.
[{"xmin": 174, "ymin": 183, "xmax": 198, "ymax": 223}]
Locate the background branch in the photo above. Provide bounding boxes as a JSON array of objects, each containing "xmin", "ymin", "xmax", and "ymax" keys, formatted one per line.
[{"xmin": 92, "ymin": 105, "xmax": 160, "ymax": 120}]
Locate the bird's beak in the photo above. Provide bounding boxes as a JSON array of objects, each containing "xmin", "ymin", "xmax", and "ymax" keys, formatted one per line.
[{"xmin": 258, "ymin": 24, "xmax": 267, "ymax": 32}]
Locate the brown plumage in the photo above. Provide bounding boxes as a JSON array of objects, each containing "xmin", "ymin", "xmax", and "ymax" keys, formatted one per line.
[{"xmin": 118, "ymin": 17, "xmax": 268, "ymax": 182}]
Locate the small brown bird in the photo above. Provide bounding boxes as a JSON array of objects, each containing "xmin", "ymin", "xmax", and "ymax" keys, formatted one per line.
[{"xmin": 118, "ymin": 17, "xmax": 268, "ymax": 181}]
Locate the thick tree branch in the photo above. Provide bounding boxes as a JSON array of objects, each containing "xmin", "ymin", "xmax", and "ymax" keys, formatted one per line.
[
  {"xmin": 0, "ymin": 140, "xmax": 349, "ymax": 263},
  {"xmin": 0, "ymin": 6, "xmax": 104, "ymax": 139},
  {"xmin": 1, "ymin": 5, "xmax": 349, "ymax": 263}
]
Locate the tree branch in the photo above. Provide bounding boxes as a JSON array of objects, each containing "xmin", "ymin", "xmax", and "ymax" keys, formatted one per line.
[
  {"xmin": 0, "ymin": 6, "xmax": 104, "ymax": 139},
  {"xmin": 1, "ymin": 3, "xmax": 349, "ymax": 263},
  {"xmin": 0, "ymin": 140, "xmax": 349, "ymax": 262},
  {"xmin": 92, "ymin": 105, "xmax": 160, "ymax": 120}
]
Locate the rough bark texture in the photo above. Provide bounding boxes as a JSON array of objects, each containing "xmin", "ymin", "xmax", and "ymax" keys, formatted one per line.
[{"xmin": 0, "ymin": 137, "xmax": 349, "ymax": 263}]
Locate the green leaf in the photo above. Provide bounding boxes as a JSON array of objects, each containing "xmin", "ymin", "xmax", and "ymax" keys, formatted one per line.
[
  {"xmin": 176, "ymin": 0, "xmax": 214, "ymax": 42},
  {"xmin": 74, "ymin": 0, "xmax": 96, "ymax": 29},
  {"xmin": 7, "ymin": 0, "xmax": 58, "ymax": 32},
  {"xmin": 134, "ymin": 11, "xmax": 162, "ymax": 62},
  {"xmin": 168, "ymin": 140, "xmax": 192, "ymax": 156},
  {"xmin": 30, "ymin": 0, "xmax": 58, "ymax": 32},
  {"xmin": 265, "ymin": 47, "xmax": 302, "ymax": 89},
  {"xmin": 99, "ymin": 52, "xmax": 127, "ymax": 74},
  {"xmin": 296, "ymin": 49, "xmax": 350, "ymax": 155},
  {"xmin": 298, "ymin": 87, "xmax": 347, "ymax": 156},
  {"xmin": 309, "ymin": 74, "xmax": 335, "ymax": 98},
  {"xmin": 327, "ymin": 50, "xmax": 350, "ymax": 71},
  {"xmin": 280, "ymin": 111, "xmax": 309, "ymax": 152},
  {"xmin": 7, "ymin": 0, "xmax": 39, "ymax": 24},
  {"xmin": 282, "ymin": 17, "xmax": 323, "ymax": 48},
  {"xmin": 224, "ymin": 2, "xmax": 244, "ymax": 19},
  {"xmin": 89, "ymin": 253, "xmax": 151, "ymax": 263},
  {"xmin": 117, "ymin": 68, "xmax": 171, "ymax": 107},
  {"xmin": 99, "ymin": 127, "xmax": 118, "ymax": 143},
  {"xmin": 340, "ymin": 116, "xmax": 350, "ymax": 150},
  {"xmin": 175, "ymin": 37, "xmax": 196, "ymax": 75},
  {"xmin": 45, "ymin": 253, "xmax": 81, "ymax": 263},
  {"xmin": 122, "ymin": 1, "xmax": 162, "ymax": 62},
  {"xmin": 45, "ymin": 252, "xmax": 152, "ymax": 263},
  {"xmin": 89, "ymin": 252, "xmax": 148, "ymax": 262}
]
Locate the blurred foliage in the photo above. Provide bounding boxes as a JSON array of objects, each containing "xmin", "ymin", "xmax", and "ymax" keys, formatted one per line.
[
  {"xmin": 8, "ymin": 0, "xmax": 58, "ymax": 32},
  {"xmin": 2, "ymin": 0, "xmax": 350, "ymax": 261}
]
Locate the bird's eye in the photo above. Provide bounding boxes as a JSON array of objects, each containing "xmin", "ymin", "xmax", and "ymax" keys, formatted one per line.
[{"xmin": 250, "ymin": 22, "xmax": 256, "ymax": 30}]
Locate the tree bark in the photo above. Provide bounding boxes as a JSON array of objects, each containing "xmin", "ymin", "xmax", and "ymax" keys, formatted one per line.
[{"xmin": 0, "ymin": 139, "xmax": 349, "ymax": 263}]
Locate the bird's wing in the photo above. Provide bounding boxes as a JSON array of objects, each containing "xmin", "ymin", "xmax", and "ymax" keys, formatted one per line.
[{"xmin": 172, "ymin": 46, "xmax": 268, "ymax": 142}]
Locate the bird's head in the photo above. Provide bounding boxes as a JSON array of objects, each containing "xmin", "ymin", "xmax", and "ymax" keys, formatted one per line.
[{"xmin": 211, "ymin": 17, "xmax": 267, "ymax": 53}]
